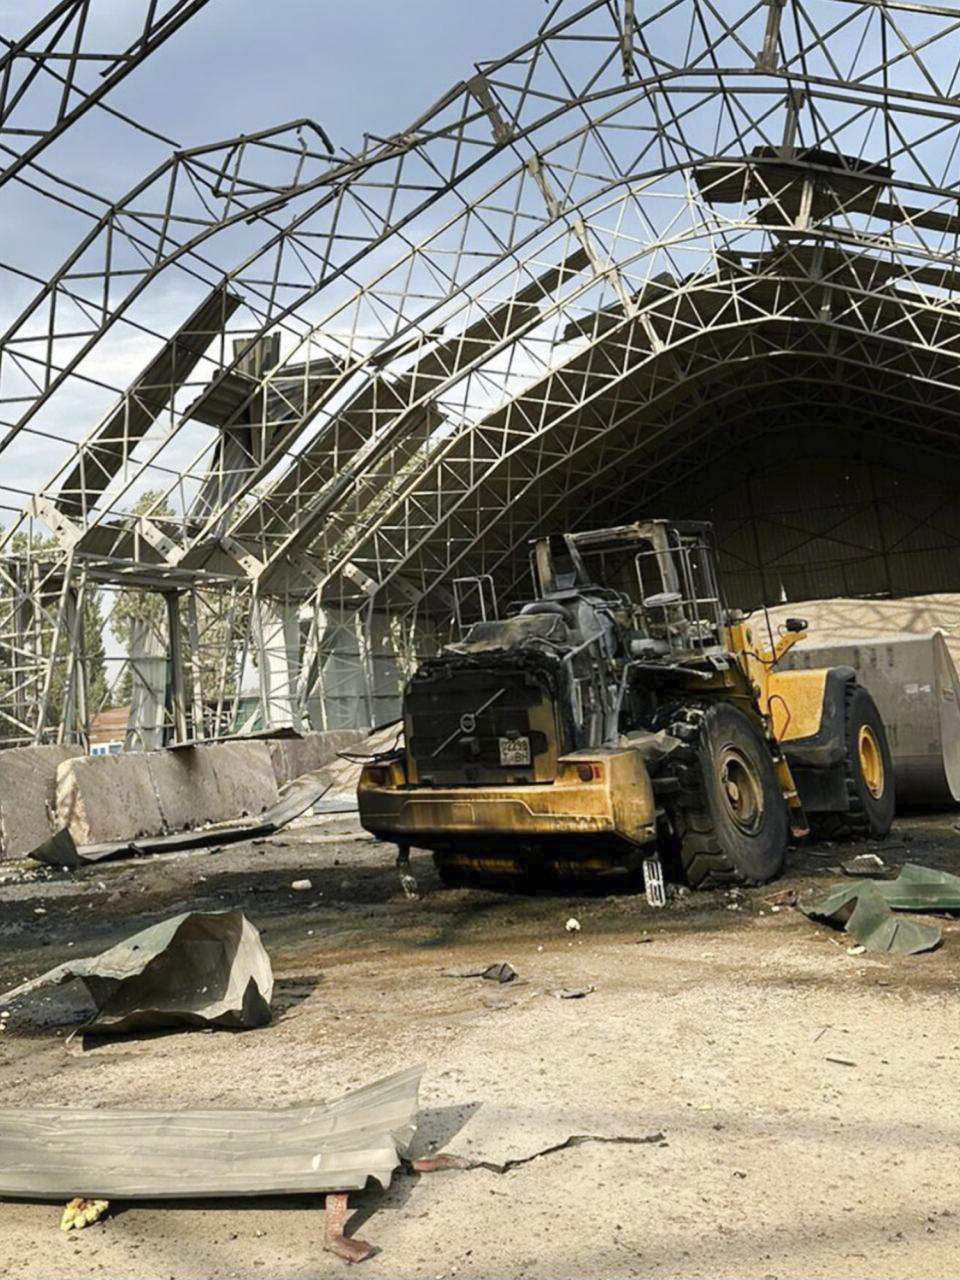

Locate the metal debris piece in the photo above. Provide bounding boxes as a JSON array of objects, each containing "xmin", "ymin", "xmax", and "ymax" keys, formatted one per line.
[
  {"xmin": 564, "ymin": 918, "xmax": 581, "ymax": 933},
  {"xmin": 804, "ymin": 882, "xmax": 941, "ymax": 955},
  {"xmin": 399, "ymin": 872, "xmax": 419, "ymax": 899},
  {"xmin": 28, "ymin": 828, "xmax": 81, "ymax": 870},
  {"xmin": 549, "ymin": 985, "xmax": 595, "ymax": 999},
  {"xmin": 480, "ymin": 962, "xmax": 517, "ymax": 984},
  {"xmin": 842, "ymin": 853, "xmax": 887, "ymax": 876},
  {"xmin": 0, "ymin": 1065, "xmax": 422, "ymax": 1199},
  {"xmin": 61, "ymin": 1198, "xmax": 108, "ymax": 1231},
  {"xmin": 642, "ymin": 856, "xmax": 667, "ymax": 908},
  {"xmin": 408, "ymin": 1131, "xmax": 666, "ymax": 1177},
  {"xmin": 291, "ymin": 879, "xmax": 312, "ymax": 891},
  {"xmin": 0, "ymin": 911, "xmax": 273, "ymax": 1032},
  {"xmin": 446, "ymin": 962, "xmax": 518, "ymax": 983},
  {"xmin": 323, "ymin": 1192, "xmax": 374, "ymax": 1264},
  {"xmin": 806, "ymin": 861, "xmax": 960, "ymax": 955},
  {"xmin": 877, "ymin": 862, "xmax": 960, "ymax": 911},
  {"xmin": 29, "ymin": 769, "xmax": 335, "ymax": 867},
  {"xmin": 764, "ymin": 887, "xmax": 798, "ymax": 907}
]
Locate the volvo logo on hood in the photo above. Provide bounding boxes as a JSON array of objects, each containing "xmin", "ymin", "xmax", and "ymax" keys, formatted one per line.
[{"xmin": 459, "ymin": 712, "xmax": 476, "ymax": 734}]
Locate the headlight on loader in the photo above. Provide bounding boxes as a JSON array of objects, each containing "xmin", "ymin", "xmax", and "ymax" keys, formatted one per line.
[{"xmin": 557, "ymin": 760, "xmax": 604, "ymax": 784}]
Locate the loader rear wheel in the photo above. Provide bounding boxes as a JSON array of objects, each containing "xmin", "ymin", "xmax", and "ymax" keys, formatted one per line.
[
  {"xmin": 666, "ymin": 703, "xmax": 788, "ymax": 888},
  {"xmin": 811, "ymin": 683, "xmax": 895, "ymax": 840}
]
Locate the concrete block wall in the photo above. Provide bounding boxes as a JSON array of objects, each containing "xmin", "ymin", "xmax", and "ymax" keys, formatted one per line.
[
  {"xmin": 266, "ymin": 730, "xmax": 365, "ymax": 787},
  {"xmin": 55, "ymin": 740, "xmax": 281, "ymax": 846},
  {"xmin": 0, "ymin": 744, "xmax": 84, "ymax": 859},
  {"xmin": 51, "ymin": 731, "xmax": 365, "ymax": 849}
]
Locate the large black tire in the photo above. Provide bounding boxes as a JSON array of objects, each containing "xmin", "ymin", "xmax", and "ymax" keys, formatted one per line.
[
  {"xmin": 665, "ymin": 702, "xmax": 789, "ymax": 888},
  {"xmin": 811, "ymin": 683, "xmax": 895, "ymax": 840}
]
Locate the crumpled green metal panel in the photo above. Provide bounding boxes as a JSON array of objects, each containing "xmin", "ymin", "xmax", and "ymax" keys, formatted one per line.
[
  {"xmin": 0, "ymin": 910, "xmax": 273, "ymax": 1032},
  {"xmin": 875, "ymin": 862, "xmax": 960, "ymax": 910},
  {"xmin": 804, "ymin": 862, "xmax": 960, "ymax": 954},
  {"xmin": 805, "ymin": 881, "xmax": 941, "ymax": 954}
]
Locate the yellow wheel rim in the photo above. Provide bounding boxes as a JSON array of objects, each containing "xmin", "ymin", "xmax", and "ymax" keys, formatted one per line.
[{"xmin": 858, "ymin": 724, "xmax": 884, "ymax": 799}]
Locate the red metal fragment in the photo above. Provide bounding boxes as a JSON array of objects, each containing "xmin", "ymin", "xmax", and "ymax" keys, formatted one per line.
[{"xmin": 323, "ymin": 1192, "xmax": 374, "ymax": 1264}]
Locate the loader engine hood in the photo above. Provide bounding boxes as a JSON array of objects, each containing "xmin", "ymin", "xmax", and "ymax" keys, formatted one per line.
[{"xmin": 404, "ymin": 594, "xmax": 623, "ymax": 786}]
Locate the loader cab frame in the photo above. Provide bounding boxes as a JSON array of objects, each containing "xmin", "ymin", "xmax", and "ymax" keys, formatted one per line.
[{"xmin": 530, "ymin": 520, "xmax": 728, "ymax": 664}]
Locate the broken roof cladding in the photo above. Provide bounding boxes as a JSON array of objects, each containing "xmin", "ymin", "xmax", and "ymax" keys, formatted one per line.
[
  {"xmin": 0, "ymin": 1066, "xmax": 424, "ymax": 1199},
  {"xmin": 804, "ymin": 864, "xmax": 960, "ymax": 955}
]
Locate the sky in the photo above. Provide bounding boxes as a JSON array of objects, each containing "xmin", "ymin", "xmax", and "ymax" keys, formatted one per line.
[
  {"xmin": 3, "ymin": 1, "xmax": 550, "ymax": 193},
  {"xmin": 0, "ymin": 1, "xmax": 557, "ymax": 507}
]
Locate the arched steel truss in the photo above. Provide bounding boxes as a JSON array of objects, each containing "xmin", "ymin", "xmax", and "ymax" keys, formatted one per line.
[{"xmin": 5, "ymin": 0, "xmax": 960, "ymax": 744}]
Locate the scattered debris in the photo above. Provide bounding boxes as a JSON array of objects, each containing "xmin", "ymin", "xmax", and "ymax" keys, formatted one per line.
[
  {"xmin": 842, "ymin": 853, "xmax": 887, "ymax": 876},
  {"xmin": 805, "ymin": 862, "xmax": 960, "ymax": 955},
  {"xmin": 764, "ymin": 887, "xmax": 798, "ymax": 908},
  {"xmin": 0, "ymin": 1065, "xmax": 422, "ymax": 1199},
  {"xmin": 825, "ymin": 1056, "xmax": 857, "ymax": 1067},
  {"xmin": 0, "ymin": 911, "xmax": 273, "ymax": 1033},
  {"xmin": 291, "ymin": 879, "xmax": 312, "ymax": 892},
  {"xmin": 564, "ymin": 918, "xmax": 581, "ymax": 933},
  {"xmin": 479, "ymin": 962, "xmax": 517, "ymax": 984},
  {"xmin": 60, "ymin": 1198, "xmax": 108, "ymax": 1232},
  {"xmin": 399, "ymin": 872, "xmax": 419, "ymax": 899},
  {"xmin": 549, "ymin": 985, "xmax": 595, "ymax": 999},
  {"xmin": 445, "ymin": 962, "xmax": 518, "ymax": 984},
  {"xmin": 408, "ymin": 1130, "xmax": 666, "ymax": 1177}
]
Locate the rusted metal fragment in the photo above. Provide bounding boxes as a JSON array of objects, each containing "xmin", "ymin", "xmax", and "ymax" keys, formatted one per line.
[
  {"xmin": 323, "ymin": 1192, "xmax": 374, "ymax": 1264},
  {"xmin": 0, "ymin": 1065, "xmax": 422, "ymax": 1199}
]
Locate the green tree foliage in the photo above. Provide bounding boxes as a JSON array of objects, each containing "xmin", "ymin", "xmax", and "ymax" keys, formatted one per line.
[
  {"xmin": 0, "ymin": 530, "xmax": 110, "ymax": 737},
  {"xmin": 110, "ymin": 490, "xmax": 173, "ymax": 690}
]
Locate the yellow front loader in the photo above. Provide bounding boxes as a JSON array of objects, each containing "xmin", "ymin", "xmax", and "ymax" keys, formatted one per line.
[{"xmin": 359, "ymin": 521, "xmax": 894, "ymax": 889}]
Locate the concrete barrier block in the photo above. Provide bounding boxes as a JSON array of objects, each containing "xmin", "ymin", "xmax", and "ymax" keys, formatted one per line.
[
  {"xmin": 55, "ymin": 739, "xmax": 285, "ymax": 849},
  {"xmin": 56, "ymin": 753, "xmax": 164, "ymax": 847},
  {"xmin": 146, "ymin": 747, "xmax": 221, "ymax": 833},
  {"xmin": 266, "ymin": 731, "xmax": 366, "ymax": 785},
  {"xmin": 0, "ymin": 744, "xmax": 83, "ymax": 859},
  {"xmin": 201, "ymin": 741, "xmax": 279, "ymax": 819}
]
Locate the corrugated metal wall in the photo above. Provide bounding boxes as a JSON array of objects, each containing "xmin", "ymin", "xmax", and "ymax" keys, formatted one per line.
[{"xmin": 658, "ymin": 430, "xmax": 960, "ymax": 609}]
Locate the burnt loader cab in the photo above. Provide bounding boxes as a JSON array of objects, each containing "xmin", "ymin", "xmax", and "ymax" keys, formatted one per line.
[{"xmin": 358, "ymin": 518, "xmax": 896, "ymax": 892}]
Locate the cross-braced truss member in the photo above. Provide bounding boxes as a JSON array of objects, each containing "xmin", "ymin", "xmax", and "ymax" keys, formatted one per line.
[
  {"xmin": 0, "ymin": 1, "xmax": 214, "ymax": 188},
  {"xmin": 5, "ymin": 0, "xmax": 960, "ymax": 746}
]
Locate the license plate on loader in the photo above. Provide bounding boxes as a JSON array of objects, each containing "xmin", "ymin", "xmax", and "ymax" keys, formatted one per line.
[{"xmin": 499, "ymin": 736, "xmax": 531, "ymax": 766}]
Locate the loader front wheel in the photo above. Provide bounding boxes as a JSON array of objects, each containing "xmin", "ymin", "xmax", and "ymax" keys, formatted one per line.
[
  {"xmin": 811, "ymin": 683, "xmax": 895, "ymax": 840},
  {"xmin": 667, "ymin": 703, "xmax": 788, "ymax": 888}
]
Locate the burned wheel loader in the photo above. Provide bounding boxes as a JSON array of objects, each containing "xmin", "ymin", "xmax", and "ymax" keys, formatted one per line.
[{"xmin": 358, "ymin": 521, "xmax": 895, "ymax": 890}]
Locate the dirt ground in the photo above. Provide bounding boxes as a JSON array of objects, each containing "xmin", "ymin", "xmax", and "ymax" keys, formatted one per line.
[{"xmin": 1, "ymin": 811, "xmax": 960, "ymax": 1279}]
